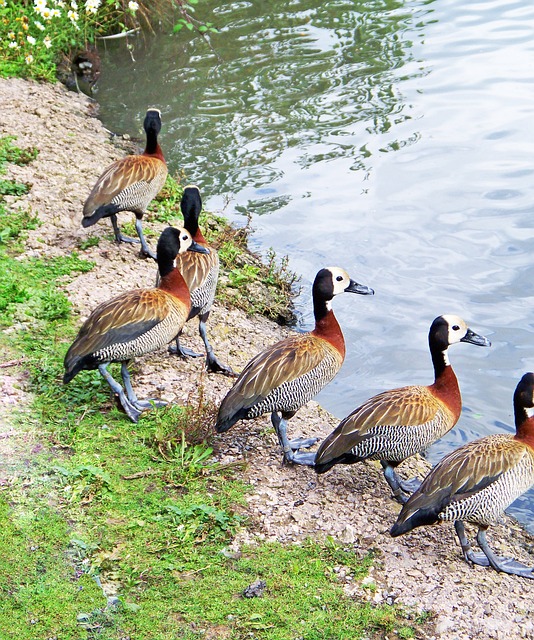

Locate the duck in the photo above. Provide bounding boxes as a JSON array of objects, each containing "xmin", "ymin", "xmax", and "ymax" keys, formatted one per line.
[
  {"xmin": 167, "ymin": 185, "xmax": 234, "ymax": 376},
  {"xmin": 312, "ymin": 315, "xmax": 491, "ymax": 502},
  {"xmin": 215, "ymin": 267, "xmax": 374, "ymax": 463},
  {"xmin": 390, "ymin": 372, "xmax": 534, "ymax": 579},
  {"xmin": 63, "ymin": 227, "xmax": 208, "ymax": 423},
  {"xmin": 82, "ymin": 108, "xmax": 168, "ymax": 260}
]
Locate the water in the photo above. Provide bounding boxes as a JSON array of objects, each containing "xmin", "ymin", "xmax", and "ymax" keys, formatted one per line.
[{"xmin": 95, "ymin": 0, "xmax": 534, "ymax": 532}]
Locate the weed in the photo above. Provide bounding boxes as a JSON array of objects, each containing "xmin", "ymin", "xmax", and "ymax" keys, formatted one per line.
[
  {"xmin": 0, "ymin": 178, "xmax": 29, "ymax": 197},
  {"xmin": 78, "ymin": 235, "xmax": 100, "ymax": 250},
  {"xmin": 0, "ymin": 136, "xmax": 38, "ymax": 168},
  {"xmin": 0, "ymin": 208, "xmax": 40, "ymax": 244}
]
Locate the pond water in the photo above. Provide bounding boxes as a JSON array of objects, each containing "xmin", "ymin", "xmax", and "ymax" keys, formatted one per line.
[{"xmin": 95, "ymin": 0, "xmax": 534, "ymax": 532}]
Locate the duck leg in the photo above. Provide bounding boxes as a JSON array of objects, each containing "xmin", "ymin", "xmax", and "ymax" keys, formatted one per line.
[
  {"xmin": 110, "ymin": 213, "xmax": 139, "ymax": 245},
  {"xmin": 135, "ymin": 218, "xmax": 157, "ymax": 260},
  {"xmin": 271, "ymin": 412, "xmax": 318, "ymax": 465},
  {"xmin": 120, "ymin": 362, "xmax": 167, "ymax": 410},
  {"xmin": 168, "ymin": 330, "xmax": 204, "ymax": 359},
  {"xmin": 199, "ymin": 311, "xmax": 236, "ymax": 377},
  {"xmin": 398, "ymin": 477, "xmax": 422, "ymax": 493},
  {"xmin": 98, "ymin": 363, "xmax": 141, "ymax": 423},
  {"xmin": 381, "ymin": 461, "xmax": 411, "ymax": 504},
  {"xmin": 476, "ymin": 528, "xmax": 534, "ymax": 579},
  {"xmin": 454, "ymin": 521, "xmax": 490, "ymax": 566}
]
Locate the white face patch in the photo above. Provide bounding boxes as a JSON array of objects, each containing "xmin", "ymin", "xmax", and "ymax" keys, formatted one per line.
[
  {"xmin": 442, "ymin": 314, "xmax": 468, "ymax": 345},
  {"xmin": 177, "ymin": 228, "xmax": 192, "ymax": 253},
  {"xmin": 526, "ymin": 405, "xmax": 534, "ymax": 419},
  {"xmin": 327, "ymin": 266, "xmax": 351, "ymax": 296}
]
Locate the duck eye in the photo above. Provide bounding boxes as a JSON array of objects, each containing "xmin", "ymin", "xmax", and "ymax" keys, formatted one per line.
[
  {"xmin": 336, "ymin": 275, "xmax": 343, "ymax": 282},
  {"xmin": 182, "ymin": 235, "xmax": 188, "ymax": 241},
  {"xmin": 452, "ymin": 325, "xmax": 460, "ymax": 331}
]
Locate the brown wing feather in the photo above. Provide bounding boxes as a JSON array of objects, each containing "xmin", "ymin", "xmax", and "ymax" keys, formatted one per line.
[
  {"xmin": 69, "ymin": 289, "xmax": 177, "ymax": 359},
  {"xmin": 391, "ymin": 434, "xmax": 526, "ymax": 534},
  {"xmin": 420, "ymin": 434, "xmax": 525, "ymax": 499},
  {"xmin": 316, "ymin": 386, "xmax": 442, "ymax": 463},
  {"xmin": 221, "ymin": 334, "xmax": 336, "ymax": 415},
  {"xmin": 84, "ymin": 156, "xmax": 166, "ymax": 214},
  {"xmin": 174, "ymin": 243, "xmax": 218, "ymax": 293}
]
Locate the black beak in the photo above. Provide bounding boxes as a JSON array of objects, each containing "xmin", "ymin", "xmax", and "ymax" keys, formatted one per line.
[
  {"xmin": 188, "ymin": 240, "xmax": 210, "ymax": 254},
  {"xmin": 460, "ymin": 328, "xmax": 491, "ymax": 347},
  {"xmin": 345, "ymin": 279, "xmax": 374, "ymax": 296}
]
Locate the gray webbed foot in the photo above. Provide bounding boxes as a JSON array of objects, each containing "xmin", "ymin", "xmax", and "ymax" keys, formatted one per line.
[
  {"xmin": 288, "ymin": 437, "xmax": 319, "ymax": 451},
  {"xmin": 132, "ymin": 398, "xmax": 168, "ymax": 410},
  {"xmin": 168, "ymin": 343, "xmax": 203, "ymax": 358},
  {"xmin": 206, "ymin": 353, "xmax": 238, "ymax": 378},
  {"xmin": 288, "ymin": 451, "xmax": 317, "ymax": 466}
]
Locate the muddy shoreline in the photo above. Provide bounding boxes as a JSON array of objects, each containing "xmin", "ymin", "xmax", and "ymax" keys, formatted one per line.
[{"xmin": 0, "ymin": 77, "xmax": 533, "ymax": 639}]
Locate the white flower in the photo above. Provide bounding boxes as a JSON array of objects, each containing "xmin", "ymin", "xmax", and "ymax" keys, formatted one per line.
[
  {"xmin": 34, "ymin": 0, "xmax": 47, "ymax": 9},
  {"xmin": 8, "ymin": 41, "xmax": 19, "ymax": 49},
  {"xmin": 128, "ymin": 1, "xmax": 139, "ymax": 11},
  {"xmin": 34, "ymin": 20, "xmax": 46, "ymax": 31},
  {"xmin": 84, "ymin": 0, "xmax": 100, "ymax": 13},
  {"xmin": 25, "ymin": 54, "xmax": 34, "ymax": 64},
  {"xmin": 43, "ymin": 36, "xmax": 52, "ymax": 48},
  {"xmin": 70, "ymin": 0, "xmax": 77, "ymax": 8},
  {"xmin": 8, "ymin": 31, "xmax": 15, "ymax": 39},
  {"xmin": 67, "ymin": 9, "xmax": 78, "ymax": 21},
  {"xmin": 0, "ymin": 0, "xmax": 6, "ymax": 7},
  {"xmin": 50, "ymin": 8, "xmax": 61, "ymax": 17},
  {"xmin": 27, "ymin": 35, "xmax": 37, "ymax": 45},
  {"xmin": 38, "ymin": 7, "xmax": 52, "ymax": 19}
]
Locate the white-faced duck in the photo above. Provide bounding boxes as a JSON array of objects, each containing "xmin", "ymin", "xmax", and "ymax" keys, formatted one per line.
[
  {"xmin": 82, "ymin": 108, "xmax": 167, "ymax": 260},
  {"xmin": 63, "ymin": 227, "xmax": 208, "ymax": 422},
  {"xmin": 166, "ymin": 185, "xmax": 235, "ymax": 376},
  {"xmin": 391, "ymin": 372, "xmax": 534, "ymax": 580},
  {"xmin": 313, "ymin": 315, "xmax": 491, "ymax": 502},
  {"xmin": 215, "ymin": 267, "xmax": 374, "ymax": 463}
]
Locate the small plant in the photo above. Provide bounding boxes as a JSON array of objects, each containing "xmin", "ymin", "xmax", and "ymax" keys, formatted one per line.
[
  {"xmin": 37, "ymin": 287, "xmax": 72, "ymax": 321},
  {"xmin": 51, "ymin": 464, "xmax": 112, "ymax": 504},
  {"xmin": 160, "ymin": 503, "xmax": 242, "ymax": 543},
  {"xmin": 0, "ymin": 136, "xmax": 38, "ymax": 168},
  {"xmin": 0, "ymin": 178, "xmax": 29, "ymax": 197},
  {"xmin": 172, "ymin": 0, "xmax": 218, "ymax": 35},
  {"xmin": 0, "ymin": 207, "xmax": 39, "ymax": 247},
  {"xmin": 78, "ymin": 235, "xmax": 100, "ymax": 250}
]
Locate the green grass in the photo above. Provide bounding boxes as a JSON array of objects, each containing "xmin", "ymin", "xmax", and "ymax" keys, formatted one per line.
[{"xmin": 0, "ymin": 138, "xmax": 425, "ymax": 639}]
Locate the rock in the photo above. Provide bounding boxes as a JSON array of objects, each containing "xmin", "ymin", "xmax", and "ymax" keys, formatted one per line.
[{"xmin": 242, "ymin": 580, "xmax": 266, "ymax": 598}]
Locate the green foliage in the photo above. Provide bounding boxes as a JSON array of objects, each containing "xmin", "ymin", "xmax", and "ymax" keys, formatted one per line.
[
  {"xmin": 0, "ymin": 497, "xmax": 107, "ymax": 639},
  {"xmin": 0, "ymin": 251, "xmax": 93, "ymax": 326},
  {"xmin": 0, "ymin": 135, "xmax": 38, "ymax": 168},
  {"xmin": 0, "ymin": 178, "xmax": 29, "ymax": 197},
  {"xmin": 0, "ymin": 1, "xmax": 218, "ymax": 82},
  {"xmin": 78, "ymin": 234, "xmax": 100, "ymax": 250}
]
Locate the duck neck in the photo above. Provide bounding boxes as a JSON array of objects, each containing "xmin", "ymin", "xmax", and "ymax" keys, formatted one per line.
[
  {"xmin": 184, "ymin": 217, "xmax": 206, "ymax": 244},
  {"xmin": 158, "ymin": 263, "xmax": 191, "ymax": 304},
  {"xmin": 513, "ymin": 404, "xmax": 534, "ymax": 449},
  {"xmin": 311, "ymin": 299, "xmax": 345, "ymax": 357},
  {"xmin": 144, "ymin": 129, "xmax": 165, "ymax": 163},
  {"xmin": 429, "ymin": 345, "xmax": 461, "ymax": 418}
]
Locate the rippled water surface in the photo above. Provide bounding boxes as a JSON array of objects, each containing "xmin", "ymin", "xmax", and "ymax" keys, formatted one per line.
[{"xmin": 96, "ymin": 0, "xmax": 534, "ymax": 531}]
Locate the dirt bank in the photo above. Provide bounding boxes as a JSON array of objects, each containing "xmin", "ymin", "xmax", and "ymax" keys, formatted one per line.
[{"xmin": 0, "ymin": 77, "xmax": 532, "ymax": 639}]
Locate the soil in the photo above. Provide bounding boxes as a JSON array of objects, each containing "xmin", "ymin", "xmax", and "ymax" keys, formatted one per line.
[{"xmin": 0, "ymin": 77, "xmax": 533, "ymax": 639}]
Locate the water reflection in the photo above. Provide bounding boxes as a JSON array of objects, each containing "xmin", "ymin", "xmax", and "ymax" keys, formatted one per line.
[{"xmin": 96, "ymin": 0, "xmax": 534, "ymax": 531}]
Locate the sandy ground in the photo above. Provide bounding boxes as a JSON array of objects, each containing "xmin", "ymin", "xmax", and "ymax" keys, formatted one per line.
[{"xmin": 0, "ymin": 77, "xmax": 533, "ymax": 639}]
